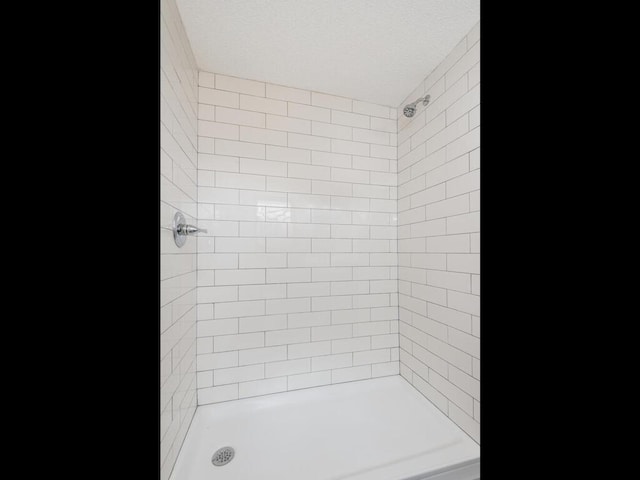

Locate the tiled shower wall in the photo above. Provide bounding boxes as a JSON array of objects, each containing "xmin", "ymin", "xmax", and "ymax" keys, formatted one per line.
[
  {"xmin": 194, "ymin": 74, "xmax": 400, "ymax": 404},
  {"xmin": 160, "ymin": 0, "xmax": 198, "ymax": 477},
  {"xmin": 397, "ymin": 22, "xmax": 480, "ymax": 442}
]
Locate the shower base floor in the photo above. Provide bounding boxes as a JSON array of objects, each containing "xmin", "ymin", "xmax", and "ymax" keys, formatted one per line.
[{"xmin": 169, "ymin": 376, "xmax": 479, "ymax": 480}]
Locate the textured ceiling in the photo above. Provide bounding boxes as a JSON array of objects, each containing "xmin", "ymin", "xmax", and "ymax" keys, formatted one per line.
[{"xmin": 175, "ymin": 0, "xmax": 479, "ymax": 107}]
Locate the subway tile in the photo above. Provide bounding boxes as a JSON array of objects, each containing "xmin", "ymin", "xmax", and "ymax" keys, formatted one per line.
[
  {"xmin": 199, "ymin": 87, "xmax": 239, "ymax": 108},
  {"xmin": 426, "ymin": 234, "xmax": 470, "ymax": 253},
  {"xmin": 449, "ymin": 327, "xmax": 480, "ymax": 358},
  {"xmin": 239, "ymin": 283, "xmax": 287, "ymax": 300},
  {"xmin": 288, "ymin": 371, "xmax": 331, "ymax": 390},
  {"xmin": 353, "ymin": 128, "xmax": 390, "ymax": 145},
  {"xmin": 425, "ymin": 195, "xmax": 469, "ymax": 220},
  {"xmin": 239, "ymin": 314, "xmax": 288, "ymax": 333},
  {"xmin": 266, "ymin": 298, "xmax": 311, "ymax": 315},
  {"xmin": 216, "ymin": 106, "xmax": 266, "ymax": 127},
  {"xmin": 238, "ymin": 220, "xmax": 286, "ymax": 238},
  {"xmin": 214, "ymin": 364, "xmax": 264, "ymax": 386},
  {"xmin": 353, "ymin": 156, "xmax": 389, "ymax": 172},
  {"xmin": 238, "ymin": 345, "xmax": 287, "ymax": 366},
  {"xmin": 213, "ymin": 332, "xmax": 264, "ymax": 352},
  {"xmin": 216, "ymin": 139, "xmax": 265, "ymax": 159},
  {"xmin": 288, "ymin": 133, "xmax": 331, "ymax": 151},
  {"xmin": 240, "ymin": 94, "xmax": 287, "ymax": 115},
  {"xmin": 288, "ymin": 224, "xmax": 330, "ymax": 238},
  {"xmin": 215, "ymin": 204, "xmax": 265, "ymax": 222},
  {"xmin": 240, "ymin": 126, "xmax": 288, "ymax": 146},
  {"xmin": 289, "ymin": 163, "xmax": 331, "ymax": 181},
  {"xmin": 427, "ymin": 302, "xmax": 472, "ymax": 333},
  {"xmin": 370, "ymin": 117, "xmax": 396, "ymax": 133},
  {"xmin": 427, "ymin": 335, "xmax": 472, "ymax": 374},
  {"xmin": 429, "ymin": 370, "xmax": 473, "ymax": 415},
  {"xmin": 312, "ymin": 151, "xmax": 352, "ymax": 168},
  {"xmin": 216, "ymin": 74, "xmax": 265, "ymax": 96},
  {"xmin": 331, "ymin": 167, "xmax": 370, "ymax": 184},
  {"xmin": 332, "ymin": 336, "xmax": 371, "ymax": 353},
  {"xmin": 332, "ymin": 139, "xmax": 369, "ymax": 156},
  {"xmin": 288, "ymin": 102, "xmax": 331, "ymax": 122},
  {"xmin": 331, "ymin": 110, "xmax": 369, "ymax": 128},
  {"xmin": 197, "ymin": 286, "xmax": 238, "ymax": 303},
  {"xmin": 447, "ymin": 254, "xmax": 480, "ymax": 274},
  {"xmin": 198, "ymin": 153, "xmax": 240, "ymax": 172},
  {"xmin": 312, "ymin": 92, "xmax": 352, "ymax": 111},
  {"xmin": 288, "ymin": 193, "xmax": 331, "ymax": 209},
  {"xmin": 445, "ymin": 42, "xmax": 480, "ymax": 90},
  {"xmin": 313, "ymin": 209, "xmax": 352, "ymax": 225},
  {"xmin": 266, "ymin": 145, "xmax": 311, "ymax": 164},
  {"xmin": 198, "ymin": 103, "xmax": 215, "ymax": 121},
  {"xmin": 331, "ymin": 196, "xmax": 369, "ymax": 211},
  {"xmin": 197, "ymin": 351, "xmax": 238, "ymax": 371},
  {"xmin": 353, "ymin": 348, "xmax": 390, "ymax": 366},
  {"xmin": 287, "ymin": 282, "xmax": 331, "ymax": 298},
  {"xmin": 446, "ymin": 212, "xmax": 480, "ymax": 234},
  {"xmin": 267, "ymin": 238, "xmax": 311, "ymax": 253},
  {"xmin": 266, "ymin": 358, "xmax": 310, "ymax": 378},
  {"xmin": 266, "ymin": 114, "xmax": 311, "ymax": 134},
  {"xmin": 239, "ymin": 190, "xmax": 287, "ymax": 207},
  {"xmin": 311, "ymin": 324, "xmax": 352, "ymax": 341},
  {"xmin": 447, "ymin": 84, "xmax": 480, "ymax": 125},
  {"xmin": 370, "ymin": 144, "xmax": 396, "ymax": 160},
  {"xmin": 197, "ymin": 384, "xmax": 238, "ymax": 404},
  {"xmin": 312, "ymin": 353, "xmax": 353, "ymax": 371},
  {"xmin": 215, "ymin": 237, "xmax": 265, "ymax": 253},
  {"xmin": 353, "ymin": 184, "xmax": 389, "ymax": 199},
  {"xmin": 198, "ymin": 71, "xmax": 216, "ymax": 88},
  {"xmin": 267, "ymin": 268, "xmax": 311, "ymax": 284},
  {"xmin": 332, "ymin": 365, "xmax": 371, "ymax": 383},
  {"xmin": 312, "ymin": 267, "xmax": 352, "ymax": 282},
  {"xmin": 332, "ymin": 308, "xmax": 370, "ymax": 324},
  {"xmin": 446, "ymin": 128, "xmax": 480, "ymax": 161},
  {"xmin": 288, "ymin": 341, "xmax": 331, "ymax": 359},
  {"xmin": 312, "ymin": 295, "xmax": 352, "ymax": 311},
  {"xmin": 353, "ymin": 100, "xmax": 391, "ymax": 118},
  {"xmin": 467, "ymin": 22, "xmax": 480, "ymax": 46},
  {"xmin": 266, "ymin": 84, "xmax": 310, "ymax": 104},
  {"xmin": 267, "ymin": 176, "xmax": 311, "ymax": 194},
  {"xmin": 353, "ymin": 320, "xmax": 390, "ymax": 336},
  {"xmin": 331, "ymin": 253, "xmax": 369, "ymax": 266},
  {"xmin": 312, "ymin": 180, "xmax": 352, "ymax": 196},
  {"xmin": 239, "ymin": 377, "xmax": 287, "ymax": 398},
  {"xmin": 448, "ymin": 403, "xmax": 480, "ymax": 443},
  {"xmin": 215, "ymin": 300, "xmax": 265, "ymax": 319},
  {"xmin": 198, "ymin": 120, "xmax": 239, "ymax": 140},
  {"xmin": 266, "ymin": 327, "xmax": 311, "ymax": 345},
  {"xmin": 199, "ymin": 187, "xmax": 239, "ymax": 204},
  {"xmin": 288, "ymin": 311, "xmax": 331, "ymax": 328},
  {"xmin": 372, "ymin": 333, "xmax": 399, "ymax": 349},
  {"xmin": 312, "ymin": 121, "xmax": 352, "ymax": 140},
  {"xmin": 330, "ymin": 280, "xmax": 369, "ymax": 295},
  {"xmin": 331, "ymin": 224, "xmax": 369, "ymax": 239}
]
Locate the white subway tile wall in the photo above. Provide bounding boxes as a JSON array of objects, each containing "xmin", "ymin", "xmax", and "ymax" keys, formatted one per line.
[
  {"xmin": 160, "ymin": 0, "xmax": 198, "ymax": 478},
  {"xmin": 196, "ymin": 73, "xmax": 400, "ymax": 405},
  {"xmin": 397, "ymin": 21, "xmax": 479, "ymax": 443}
]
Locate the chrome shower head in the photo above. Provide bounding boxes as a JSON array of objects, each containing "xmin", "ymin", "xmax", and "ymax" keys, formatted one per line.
[
  {"xmin": 402, "ymin": 95, "xmax": 430, "ymax": 118},
  {"xmin": 403, "ymin": 104, "xmax": 417, "ymax": 117}
]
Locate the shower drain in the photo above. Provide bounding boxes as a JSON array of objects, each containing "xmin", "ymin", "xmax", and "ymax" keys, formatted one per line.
[{"xmin": 211, "ymin": 446, "xmax": 235, "ymax": 466}]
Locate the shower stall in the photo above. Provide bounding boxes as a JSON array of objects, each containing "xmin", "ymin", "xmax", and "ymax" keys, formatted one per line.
[{"xmin": 161, "ymin": 1, "xmax": 480, "ymax": 478}]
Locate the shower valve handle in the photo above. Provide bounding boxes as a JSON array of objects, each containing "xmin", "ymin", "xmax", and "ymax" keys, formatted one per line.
[{"xmin": 177, "ymin": 224, "xmax": 208, "ymax": 235}]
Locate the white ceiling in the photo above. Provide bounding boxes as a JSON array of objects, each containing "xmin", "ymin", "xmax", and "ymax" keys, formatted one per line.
[{"xmin": 175, "ymin": 0, "xmax": 479, "ymax": 107}]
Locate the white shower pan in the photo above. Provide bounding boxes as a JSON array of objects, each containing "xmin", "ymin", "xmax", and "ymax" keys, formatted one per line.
[{"xmin": 169, "ymin": 376, "xmax": 479, "ymax": 480}]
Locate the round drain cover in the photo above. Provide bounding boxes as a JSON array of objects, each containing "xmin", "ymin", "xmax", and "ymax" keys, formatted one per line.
[{"xmin": 211, "ymin": 446, "xmax": 235, "ymax": 466}]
